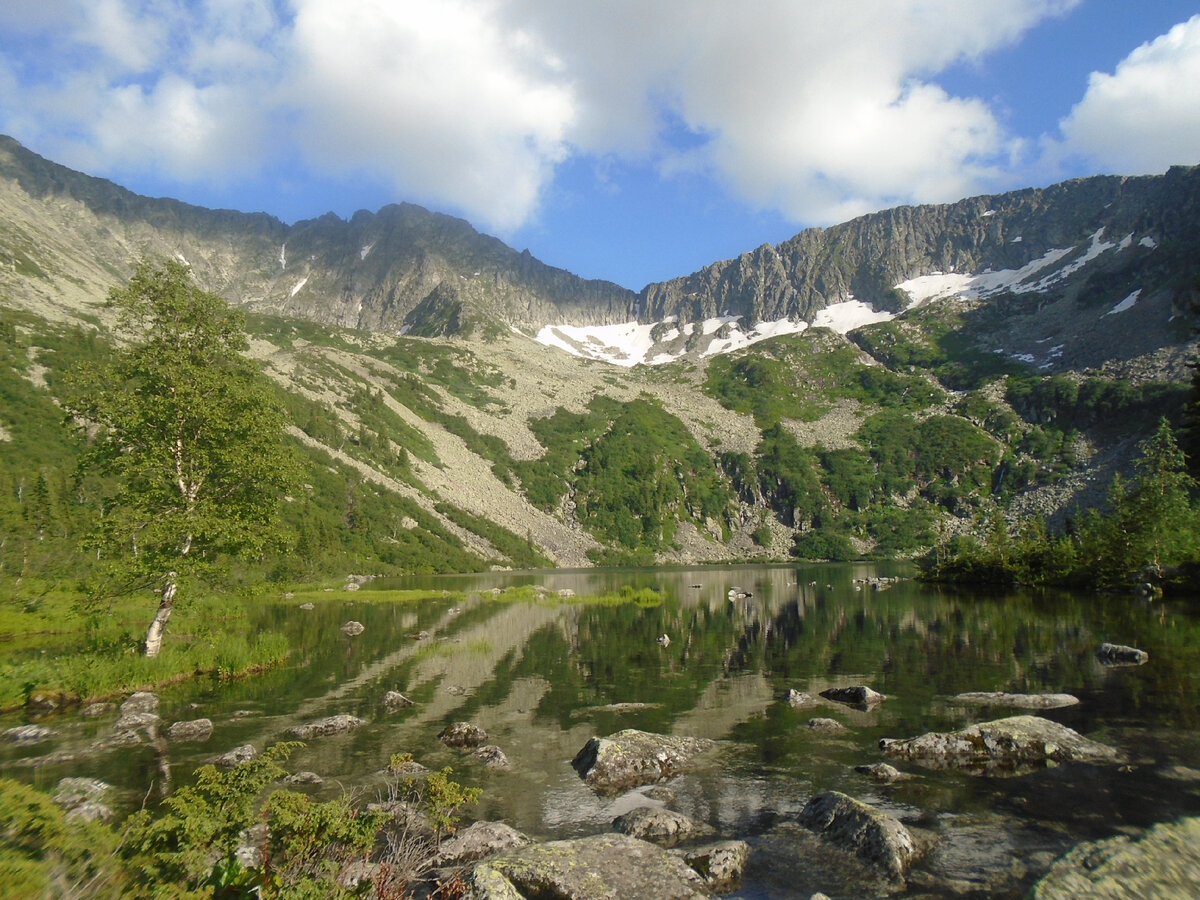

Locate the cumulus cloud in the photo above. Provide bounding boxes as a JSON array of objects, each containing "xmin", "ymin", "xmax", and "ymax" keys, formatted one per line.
[
  {"xmin": 0, "ymin": 0, "xmax": 1119, "ymax": 231},
  {"xmin": 1052, "ymin": 15, "xmax": 1200, "ymax": 174}
]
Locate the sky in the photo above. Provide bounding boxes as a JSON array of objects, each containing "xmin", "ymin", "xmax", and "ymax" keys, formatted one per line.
[{"xmin": 1, "ymin": 1, "xmax": 1199, "ymax": 292}]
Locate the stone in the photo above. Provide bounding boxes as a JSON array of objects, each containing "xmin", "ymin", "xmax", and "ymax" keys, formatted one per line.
[
  {"xmin": 340, "ymin": 620, "xmax": 365, "ymax": 636},
  {"xmin": 27, "ymin": 689, "xmax": 80, "ymax": 711},
  {"xmin": 676, "ymin": 840, "xmax": 750, "ymax": 892},
  {"xmin": 571, "ymin": 729, "xmax": 716, "ymax": 794},
  {"xmin": 3, "ymin": 724, "xmax": 56, "ymax": 743},
  {"xmin": 53, "ymin": 777, "xmax": 111, "ymax": 811},
  {"xmin": 808, "ymin": 718, "xmax": 846, "ymax": 733},
  {"xmin": 799, "ymin": 790, "xmax": 920, "ymax": 882},
  {"xmin": 785, "ymin": 689, "xmax": 817, "ymax": 708},
  {"xmin": 299, "ymin": 602, "xmax": 315, "ymax": 610},
  {"xmin": 166, "ymin": 718, "xmax": 213, "ymax": 742},
  {"xmin": 285, "ymin": 715, "xmax": 365, "ymax": 740},
  {"xmin": 427, "ymin": 821, "xmax": 532, "ymax": 868},
  {"xmin": 820, "ymin": 685, "xmax": 885, "ymax": 707},
  {"xmin": 474, "ymin": 745, "xmax": 511, "ymax": 769},
  {"xmin": 439, "ymin": 722, "xmax": 488, "ymax": 747},
  {"xmin": 880, "ymin": 715, "xmax": 1123, "ymax": 773},
  {"xmin": 952, "ymin": 692, "xmax": 1080, "ymax": 709},
  {"xmin": 477, "ymin": 833, "xmax": 709, "ymax": 900},
  {"xmin": 283, "ymin": 771, "xmax": 324, "ymax": 785},
  {"xmin": 1095, "ymin": 642, "xmax": 1149, "ymax": 666},
  {"xmin": 854, "ymin": 763, "xmax": 909, "ymax": 784},
  {"xmin": 383, "ymin": 690, "xmax": 415, "ymax": 710},
  {"xmin": 214, "ymin": 743, "xmax": 258, "ymax": 767},
  {"xmin": 81, "ymin": 702, "xmax": 112, "ymax": 717},
  {"xmin": 113, "ymin": 711, "xmax": 162, "ymax": 733},
  {"xmin": 1034, "ymin": 817, "xmax": 1200, "ymax": 899},
  {"xmin": 613, "ymin": 806, "xmax": 715, "ymax": 846},
  {"xmin": 120, "ymin": 691, "xmax": 159, "ymax": 715}
]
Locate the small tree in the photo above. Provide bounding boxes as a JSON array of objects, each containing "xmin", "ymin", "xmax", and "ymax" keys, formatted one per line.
[{"xmin": 66, "ymin": 258, "xmax": 299, "ymax": 656}]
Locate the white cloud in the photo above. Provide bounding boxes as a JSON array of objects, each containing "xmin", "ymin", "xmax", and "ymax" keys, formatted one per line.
[{"xmin": 1052, "ymin": 15, "xmax": 1200, "ymax": 174}]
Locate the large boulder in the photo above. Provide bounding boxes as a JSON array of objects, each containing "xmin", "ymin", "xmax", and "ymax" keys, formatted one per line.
[
  {"xmin": 1034, "ymin": 817, "xmax": 1200, "ymax": 899},
  {"xmin": 427, "ymin": 821, "xmax": 532, "ymax": 868},
  {"xmin": 439, "ymin": 722, "xmax": 488, "ymax": 748},
  {"xmin": 799, "ymin": 791, "xmax": 920, "ymax": 883},
  {"xmin": 820, "ymin": 686, "xmax": 885, "ymax": 708},
  {"xmin": 880, "ymin": 715, "xmax": 1123, "ymax": 773},
  {"xmin": 468, "ymin": 833, "xmax": 709, "ymax": 900},
  {"xmin": 1095, "ymin": 642, "xmax": 1149, "ymax": 666},
  {"xmin": 120, "ymin": 691, "xmax": 159, "ymax": 715},
  {"xmin": 675, "ymin": 840, "xmax": 750, "ymax": 893},
  {"xmin": 166, "ymin": 718, "xmax": 213, "ymax": 742},
  {"xmin": 571, "ymin": 730, "xmax": 716, "ymax": 794},
  {"xmin": 285, "ymin": 715, "xmax": 365, "ymax": 740},
  {"xmin": 612, "ymin": 807, "xmax": 715, "ymax": 846}
]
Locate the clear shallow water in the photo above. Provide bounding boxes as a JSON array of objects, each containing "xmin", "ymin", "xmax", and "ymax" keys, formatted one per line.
[{"xmin": 5, "ymin": 563, "xmax": 1200, "ymax": 897}]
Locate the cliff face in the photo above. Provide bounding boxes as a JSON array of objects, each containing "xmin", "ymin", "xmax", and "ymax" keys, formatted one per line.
[{"xmin": 638, "ymin": 168, "xmax": 1200, "ymax": 327}]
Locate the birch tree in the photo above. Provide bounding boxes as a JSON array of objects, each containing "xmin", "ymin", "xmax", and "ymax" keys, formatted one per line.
[{"xmin": 67, "ymin": 258, "xmax": 298, "ymax": 657}]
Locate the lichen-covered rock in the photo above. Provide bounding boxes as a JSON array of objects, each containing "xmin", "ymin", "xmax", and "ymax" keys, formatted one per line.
[
  {"xmin": 53, "ymin": 777, "xmax": 112, "ymax": 823},
  {"xmin": 854, "ymin": 763, "xmax": 909, "ymax": 784},
  {"xmin": 808, "ymin": 718, "xmax": 846, "ymax": 733},
  {"xmin": 340, "ymin": 620, "xmax": 365, "ymax": 636},
  {"xmin": 214, "ymin": 743, "xmax": 258, "ymax": 767},
  {"xmin": 27, "ymin": 689, "xmax": 80, "ymax": 711},
  {"xmin": 120, "ymin": 691, "xmax": 159, "ymax": 715},
  {"xmin": 880, "ymin": 715, "xmax": 1123, "ymax": 773},
  {"xmin": 283, "ymin": 771, "xmax": 323, "ymax": 785},
  {"xmin": 439, "ymin": 722, "xmax": 488, "ymax": 747},
  {"xmin": 820, "ymin": 686, "xmax": 885, "ymax": 707},
  {"xmin": 285, "ymin": 714, "xmax": 364, "ymax": 740},
  {"xmin": 474, "ymin": 745, "xmax": 511, "ymax": 769},
  {"xmin": 166, "ymin": 717, "xmax": 213, "ymax": 742},
  {"xmin": 427, "ymin": 821, "xmax": 532, "ymax": 868},
  {"xmin": 571, "ymin": 729, "xmax": 716, "ymax": 794},
  {"xmin": 785, "ymin": 689, "xmax": 816, "ymax": 708},
  {"xmin": 677, "ymin": 840, "xmax": 750, "ymax": 892},
  {"xmin": 1034, "ymin": 817, "xmax": 1200, "ymax": 899},
  {"xmin": 3, "ymin": 724, "xmax": 56, "ymax": 744},
  {"xmin": 480, "ymin": 833, "xmax": 709, "ymax": 900},
  {"xmin": 383, "ymin": 690, "xmax": 414, "ymax": 710},
  {"xmin": 612, "ymin": 806, "xmax": 715, "ymax": 846},
  {"xmin": 1095, "ymin": 642, "xmax": 1149, "ymax": 666},
  {"xmin": 799, "ymin": 791, "xmax": 919, "ymax": 882},
  {"xmin": 113, "ymin": 711, "xmax": 162, "ymax": 734},
  {"xmin": 952, "ymin": 692, "xmax": 1080, "ymax": 709}
]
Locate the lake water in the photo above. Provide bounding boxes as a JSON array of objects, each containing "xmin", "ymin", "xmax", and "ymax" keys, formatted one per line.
[{"xmin": 5, "ymin": 562, "xmax": 1200, "ymax": 897}]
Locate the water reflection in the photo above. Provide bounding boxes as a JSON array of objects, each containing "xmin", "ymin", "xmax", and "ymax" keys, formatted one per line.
[{"xmin": 4, "ymin": 563, "xmax": 1200, "ymax": 898}]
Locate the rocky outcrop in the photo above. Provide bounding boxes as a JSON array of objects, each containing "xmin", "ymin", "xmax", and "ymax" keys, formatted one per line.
[
  {"xmin": 285, "ymin": 715, "xmax": 365, "ymax": 740},
  {"xmin": 427, "ymin": 821, "xmax": 532, "ymax": 869},
  {"xmin": 880, "ymin": 715, "xmax": 1123, "ymax": 772},
  {"xmin": 1034, "ymin": 817, "xmax": 1200, "ymax": 899},
  {"xmin": 798, "ymin": 791, "xmax": 921, "ymax": 882},
  {"xmin": 467, "ymin": 833, "xmax": 709, "ymax": 900},
  {"xmin": 675, "ymin": 840, "xmax": 750, "ymax": 893},
  {"xmin": 571, "ymin": 730, "xmax": 716, "ymax": 794}
]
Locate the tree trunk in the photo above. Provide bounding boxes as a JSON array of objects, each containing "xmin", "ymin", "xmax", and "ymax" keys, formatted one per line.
[{"xmin": 144, "ymin": 577, "xmax": 177, "ymax": 658}]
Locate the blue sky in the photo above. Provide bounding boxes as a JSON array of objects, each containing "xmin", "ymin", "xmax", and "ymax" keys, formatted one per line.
[{"xmin": 2, "ymin": 1, "xmax": 1199, "ymax": 291}]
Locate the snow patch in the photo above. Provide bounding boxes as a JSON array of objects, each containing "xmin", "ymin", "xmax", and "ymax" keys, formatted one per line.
[
  {"xmin": 279, "ymin": 243, "xmax": 287, "ymax": 270},
  {"xmin": 1106, "ymin": 289, "xmax": 1141, "ymax": 315},
  {"xmin": 811, "ymin": 299, "xmax": 893, "ymax": 332},
  {"xmin": 1139, "ymin": 236, "xmax": 1158, "ymax": 249},
  {"xmin": 174, "ymin": 252, "xmax": 190, "ymax": 267},
  {"xmin": 290, "ymin": 276, "xmax": 308, "ymax": 297},
  {"xmin": 360, "ymin": 242, "xmax": 375, "ymax": 261},
  {"xmin": 981, "ymin": 209, "xmax": 997, "ymax": 217}
]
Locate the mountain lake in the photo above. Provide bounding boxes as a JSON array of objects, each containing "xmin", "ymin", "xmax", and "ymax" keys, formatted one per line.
[{"xmin": 4, "ymin": 562, "xmax": 1200, "ymax": 898}]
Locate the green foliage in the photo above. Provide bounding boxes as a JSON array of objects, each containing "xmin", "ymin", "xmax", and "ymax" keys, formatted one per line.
[
  {"xmin": 418, "ymin": 767, "xmax": 482, "ymax": 843},
  {"xmin": 756, "ymin": 424, "xmax": 828, "ymax": 529},
  {"xmin": 434, "ymin": 501, "xmax": 552, "ymax": 569},
  {"xmin": 1005, "ymin": 373, "xmax": 1187, "ymax": 435},
  {"xmin": 792, "ymin": 529, "xmax": 856, "ymax": 561}
]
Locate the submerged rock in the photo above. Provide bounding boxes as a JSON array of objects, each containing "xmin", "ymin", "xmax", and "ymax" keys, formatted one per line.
[
  {"xmin": 120, "ymin": 692, "xmax": 159, "ymax": 715},
  {"xmin": 612, "ymin": 806, "xmax": 715, "ymax": 846},
  {"xmin": 785, "ymin": 689, "xmax": 817, "ymax": 708},
  {"xmin": 166, "ymin": 718, "xmax": 213, "ymax": 742},
  {"xmin": 471, "ymin": 833, "xmax": 709, "ymax": 900},
  {"xmin": 439, "ymin": 722, "xmax": 488, "ymax": 747},
  {"xmin": 571, "ymin": 729, "xmax": 716, "ymax": 794},
  {"xmin": 340, "ymin": 620, "xmax": 365, "ymax": 636},
  {"xmin": 3, "ymin": 724, "xmax": 56, "ymax": 744},
  {"xmin": 820, "ymin": 686, "xmax": 885, "ymax": 707},
  {"xmin": 285, "ymin": 715, "xmax": 365, "ymax": 740},
  {"xmin": 808, "ymin": 717, "xmax": 846, "ymax": 733},
  {"xmin": 880, "ymin": 715, "xmax": 1123, "ymax": 773},
  {"xmin": 952, "ymin": 692, "xmax": 1080, "ymax": 709},
  {"xmin": 474, "ymin": 745, "xmax": 511, "ymax": 769},
  {"xmin": 676, "ymin": 840, "xmax": 750, "ymax": 892},
  {"xmin": 214, "ymin": 743, "xmax": 258, "ymax": 767},
  {"xmin": 1034, "ymin": 817, "xmax": 1200, "ymax": 899},
  {"xmin": 799, "ymin": 791, "xmax": 921, "ymax": 883},
  {"xmin": 1095, "ymin": 642, "xmax": 1149, "ymax": 666},
  {"xmin": 854, "ymin": 763, "xmax": 910, "ymax": 784},
  {"xmin": 383, "ymin": 690, "xmax": 415, "ymax": 710}
]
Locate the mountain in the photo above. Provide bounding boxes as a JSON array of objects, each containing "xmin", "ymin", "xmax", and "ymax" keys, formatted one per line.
[{"xmin": 0, "ymin": 134, "xmax": 1196, "ymax": 579}]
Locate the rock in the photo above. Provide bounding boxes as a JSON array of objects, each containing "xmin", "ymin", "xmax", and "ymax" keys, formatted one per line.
[
  {"xmin": 27, "ymin": 689, "xmax": 80, "ymax": 711},
  {"xmin": 571, "ymin": 729, "xmax": 716, "ymax": 794},
  {"xmin": 80, "ymin": 702, "xmax": 112, "ymax": 717},
  {"xmin": 120, "ymin": 691, "xmax": 159, "ymax": 715},
  {"xmin": 65, "ymin": 800, "xmax": 115, "ymax": 823},
  {"xmin": 383, "ymin": 690, "xmax": 415, "ymax": 710},
  {"xmin": 613, "ymin": 807, "xmax": 715, "ymax": 846},
  {"xmin": 1095, "ymin": 642, "xmax": 1149, "ymax": 666},
  {"xmin": 952, "ymin": 692, "xmax": 1080, "ymax": 709},
  {"xmin": 476, "ymin": 833, "xmax": 709, "ymax": 900},
  {"xmin": 446, "ymin": 684, "xmax": 468, "ymax": 696},
  {"xmin": 113, "ymin": 711, "xmax": 162, "ymax": 733},
  {"xmin": 807, "ymin": 718, "xmax": 846, "ymax": 733},
  {"xmin": 3, "ymin": 724, "xmax": 56, "ymax": 744},
  {"xmin": 166, "ymin": 718, "xmax": 213, "ymax": 742},
  {"xmin": 53, "ymin": 777, "xmax": 111, "ymax": 812},
  {"xmin": 387, "ymin": 757, "xmax": 430, "ymax": 779},
  {"xmin": 799, "ymin": 790, "xmax": 920, "ymax": 882},
  {"xmin": 854, "ymin": 763, "xmax": 909, "ymax": 784},
  {"xmin": 427, "ymin": 821, "xmax": 532, "ymax": 868},
  {"xmin": 282, "ymin": 770, "xmax": 323, "ymax": 785},
  {"xmin": 440, "ymin": 722, "xmax": 488, "ymax": 747},
  {"xmin": 1034, "ymin": 817, "xmax": 1200, "ymax": 899},
  {"xmin": 214, "ymin": 743, "xmax": 258, "ymax": 767},
  {"xmin": 657, "ymin": 633, "xmax": 671, "ymax": 647},
  {"xmin": 299, "ymin": 602, "xmax": 315, "ymax": 610},
  {"xmin": 880, "ymin": 715, "xmax": 1123, "ymax": 773},
  {"xmin": 474, "ymin": 745, "xmax": 511, "ymax": 769},
  {"xmin": 785, "ymin": 689, "xmax": 817, "ymax": 708},
  {"xmin": 676, "ymin": 840, "xmax": 750, "ymax": 892},
  {"xmin": 285, "ymin": 715, "xmax": 365, "ymax": 740},
  {"xmin": 819, "ymin": 686, "xmax": 885, "ymax": 707},
  {"xmin": 344, "ymin": 581, "xmax": 360, "ymax": 591},
  {"xmin": 340, "ymin": 620, "xmax": 365, "ymax": 636}
]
